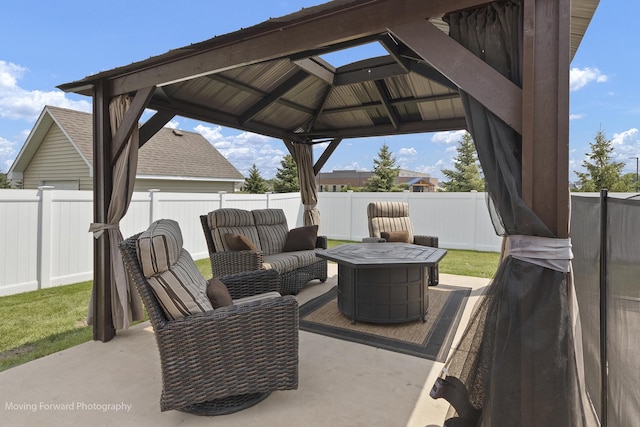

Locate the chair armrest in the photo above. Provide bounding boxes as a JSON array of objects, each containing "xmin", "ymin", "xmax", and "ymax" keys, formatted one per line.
[
  {"xmin": 414, "ymin": 235, "xmax": 439, "ymax": 248},
  {"xmin": 153, "ymin": 296, "xmax": 299, "ymax": 394},
  {"xmin": 315, "ymin": 235, "xmax": 327, "ymax": 249},
  {"xmin": 154, "ymin": 296, "xmax": 298, "ymax": 348},
  {"xmin": 362, "ymin": 237, "xmax": 386, "ymax": 243},
  {"xmin": 219, "ymin": 269, "xmax": 280, "ymax": 299},
  {"xmin": 210, "ymin": 250, "xmax": 263, "ymax": 277}
]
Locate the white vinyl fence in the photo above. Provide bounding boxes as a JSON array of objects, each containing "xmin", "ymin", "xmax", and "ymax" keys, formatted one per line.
[{"xmin": 0, "ymin": 188, "xmax": 502, "ymax": 297}]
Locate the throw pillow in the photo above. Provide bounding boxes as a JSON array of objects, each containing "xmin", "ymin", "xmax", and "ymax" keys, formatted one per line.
[
  {"xmin": 381, "ymin": 230, "xmax": 411, "ymax": 243},
  {"xmin": 224, "ymin": 233, "xmax": 258, "ymax": 251},
  {"xmin": 283, "ymin": 225, "xmax": 318, "ymax": 252},
  {"xmin": 206, "ymin": 277, "xmax": 233, "ymax": 309}
]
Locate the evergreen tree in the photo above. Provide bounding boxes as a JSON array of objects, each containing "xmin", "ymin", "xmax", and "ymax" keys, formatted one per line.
[
  {"xmin": 0, "ymin": 171, "xmax": 10, "ymax": 188},
  {"xmin": 272, "ymin": 154, "xmax": 299, "ymax": 193},
  {"xmin": 440, "ymin": 132, "xmax": 485, "ymax": 192},
  {"xmin": 574, "ymin": 129, "xmax": 634, "ymax": 192},
  {"xmin": 364, "ymin": 143, "xmax": 401, "ymax": 192},
  {"xmin": 241, "ymin": 164, "xmax": 269, "ymax": 193}
]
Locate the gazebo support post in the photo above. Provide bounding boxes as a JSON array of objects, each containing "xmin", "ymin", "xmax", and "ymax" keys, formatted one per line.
[
  {"xmin": 522, "ymin": 0, "xmax": 571, "ymax": 238},
  {"xmin": 92, "ymin": 80, "xmax": 115, "ymax": 342},
  {"xmin": 521, "ymin": 0, "xmax": 571, "ymax": 422}
]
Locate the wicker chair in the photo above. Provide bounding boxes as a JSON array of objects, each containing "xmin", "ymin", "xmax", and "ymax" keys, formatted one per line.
[
  {"xmin": 364, "ymin": 201, "xmax": 440, "ymax": 286},
  {"xmin": 119, "ymin": 231, "xmax": 299, "ymax": 415}
]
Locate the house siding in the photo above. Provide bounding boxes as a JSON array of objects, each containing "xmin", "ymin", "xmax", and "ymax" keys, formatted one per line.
[
  {"xmin": 23, "ymin": 125, "xmax": 91, "ymax": 189},
  {"xmin": 134, "ymin": 179, "xmax": 236, "ymax": 193}
]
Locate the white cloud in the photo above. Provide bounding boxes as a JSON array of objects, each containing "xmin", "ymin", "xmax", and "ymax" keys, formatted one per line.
[
  {"xmin": 431, "ymin": 130, "xmax": 466, "ymax": 145},
  {"xmin": 408, "ymin": 158, "xmax": 449, "ymax": 180},
  {"xmin": 330, "ymin": 162, "xmax": 368, "ymax": 172},
  {"xmin": 0, "ymin": 136, "xmax": 16, "ymax": 171},
  {"xmin": 397, "ymin": 147, "xmax": 419, "ymax": 170},
  {"xmin": 570, "ymin": 67, "xmax": 608, "ymax": 92},
  {"xmin": 194, "ymin": 124, "xmax": 285, "ymax": 177},
  {"xmin": 611, "ymin": 128, "xmax": 638, "ymax": 147},
  {"xmin": 570, "ymin": 113, "xmax": 585, "ymax": 120},
  {"xmin": 165, "ymin": 120, "xmax": 180, "ymax": 129},
  {"xmin": 397, "ymin": 147, "xmax": 417, "ymax": 156},
  {"xmin": 0, "ymin": 60, "xmax": 91, "ymax": 121},
  {"xmin": 194, "ymin": 124, "xmax": 225, "ymax": 142},
  {"xmin": 610, "ymin": 128, "xmax": 640, "ymax": 166}
]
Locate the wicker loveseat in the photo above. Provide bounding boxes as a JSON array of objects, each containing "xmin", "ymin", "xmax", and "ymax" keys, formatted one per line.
[
  {"xmin": 119, "ymin": 219, "xmax": 299, "ymax": 415},
  {"xmin": 201, "ymin": 208, "xmax": 328, "ymax": 295}
]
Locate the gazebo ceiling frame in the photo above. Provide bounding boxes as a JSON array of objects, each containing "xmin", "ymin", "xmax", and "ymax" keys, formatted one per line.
[{"xmin": 58, "ymin": 0, "xmax": 599, "ymax": 342}]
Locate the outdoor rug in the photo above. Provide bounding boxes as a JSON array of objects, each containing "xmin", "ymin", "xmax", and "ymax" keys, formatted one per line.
[{"xmin": 299, "ymin": 285, "xmax": 471, "ymax": 362}]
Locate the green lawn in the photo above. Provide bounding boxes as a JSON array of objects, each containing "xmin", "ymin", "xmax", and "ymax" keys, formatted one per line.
[
  {"xmin": 0, "ymin": 241, "xmax": 499, "ymax": 372},
  {"xmin": 0, "ymin": 281, "xmax": 93, "ymax": 372}
]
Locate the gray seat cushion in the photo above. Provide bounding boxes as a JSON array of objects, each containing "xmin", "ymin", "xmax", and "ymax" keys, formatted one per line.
[{"xmin": 262, "ymin": 248, "xmax": 323, "ymax": 274}]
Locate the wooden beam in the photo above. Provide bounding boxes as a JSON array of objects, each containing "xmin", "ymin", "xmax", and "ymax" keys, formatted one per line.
[
  {"xmin": 307, "ymin": 85, "xmax": 333, "ymax": 133},
  {"xmin": 207, "ymin": 73, "xmax": 315, "ymax": 115},
  {"xmin": 322, "ymin": 92, "xmax": 459, "ymax": 115},
  {"xmin": 374, "ymin": 80, "xmax": 399, "ymax": 129},
  {"xmin": 282, "ymin": 139, "xmax": 295, "ymax": 157},
  {"xmin": 92, "ymin": 80, "xmax": 115, "ymax": 342},
  {"xmin": 293, "ymin": 58, "xmax": 335, "ymax": 85},
  {"xmin": 409, "ymin": 62, "xmax": 458, "ymax": 91},
  {"xmin": 139, "ymin": 110, "xmax": 175, "ymax": 147},
  {"xmin": 302, "ymin": 116, "xmax": 467, "ymax": 139},
  {"xmin": 148, "ymin": 98, "xmax": 308, "ymax": 143},
  {"xmin": 110, "ymin": 86, "xmax": 155, "ymax": 162},
  {"xmin": 102, "ymin": 0, "xmax": 492, "ymax": 96},
  {"xmin": 239, "ymin": 70, "xmax": 309, "ymax": 124},
  {"xmin": 380, "ymin": 34, "xmax": 458, "ymax": 91},
  {"xmin": 334, "ymin": 61, "xmax": 408, "ymax": 86},
  {"xmin": 522, "ymin": 0, "xmax": 571, "ymax": 237},
  {"xmin": 378, "ymin": 34, "xmax": 412, "ymax": 73},
  {"xmin": 208, "ymin": 73, "xmax": 264, "ymax": 96},
  {"xmin": 389, "ymin": 19, "xmax": 523, "ymax": 134},
  {"xmin": 314, "ymin": 138, "xmax": 342, "ymax": 175}
]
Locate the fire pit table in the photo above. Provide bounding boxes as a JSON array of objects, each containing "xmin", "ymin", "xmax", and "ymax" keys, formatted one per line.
[{"xmin": 316, "ymin": 243, "xmax": 447, "ymax": 324}]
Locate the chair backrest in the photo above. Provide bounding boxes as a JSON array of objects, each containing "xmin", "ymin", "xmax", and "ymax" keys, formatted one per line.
[
  {"xmin": 366, "ymin": 201, "xmax": 415, "ymax": 242},
  {"xmin": 120, "ymin": 219, "xmax": 212, "ymax": 327},
  {"xmin": 252, "ymin": 209, "xmax": 289, "ymax": 255},
  {"xmin": 120, "ymin": 232, "xmax": 170, "ymax": 330},
  {"xmin": 206, "ymin": 208, "xmax": 262, "ymax": 252}
]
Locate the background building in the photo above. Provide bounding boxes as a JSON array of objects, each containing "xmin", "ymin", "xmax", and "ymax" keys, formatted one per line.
[
  {"xmin": 8, "ymin": 106, "xmax": 245, "ymax": 193},
  {"xmin": 317, "ymin": 169, "xmax": 438, "ymax": 192}
]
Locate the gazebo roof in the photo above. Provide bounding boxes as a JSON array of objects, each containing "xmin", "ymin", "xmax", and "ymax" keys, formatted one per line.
[
  {"xmin": 58, "ymin": 0, "xmax": 599, "ymax": 145},
  {"xmin": 60, "ymin": 0, "xmax": 601, "ymax": 346}
]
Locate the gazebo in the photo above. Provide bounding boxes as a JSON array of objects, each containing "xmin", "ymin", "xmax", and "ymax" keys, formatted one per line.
[{"xmin": 59, "ymin": 1, "xmax": 600, "ymax": 425}]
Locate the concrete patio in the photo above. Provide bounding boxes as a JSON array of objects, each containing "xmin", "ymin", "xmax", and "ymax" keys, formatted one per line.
[{"xmin": 0, "ymin": 263, "xmax": 490, "ymax": 427}]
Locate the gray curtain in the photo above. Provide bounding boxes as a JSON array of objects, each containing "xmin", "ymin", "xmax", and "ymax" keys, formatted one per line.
[
  {"xmin": 293, "ymin": 142, "xmax": 320, "ymax": 227},
  {"xmin": 572, "ymin": 195, "xmax": 640, "ymax": 427},
  {"xmin": 432, "ymin": 2, "xmax": 594, "ymax": 426},
  {"xmin": 87, "ymin": 95, "xmax": 144, "ymax": 330}
]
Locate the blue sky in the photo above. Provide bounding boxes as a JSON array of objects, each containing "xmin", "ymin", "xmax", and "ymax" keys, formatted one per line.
[{"xmin": 1, "ymin": 1, "xmax": 639, "ymax": 182}]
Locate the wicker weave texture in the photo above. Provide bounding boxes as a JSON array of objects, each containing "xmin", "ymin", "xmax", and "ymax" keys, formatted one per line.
[
  {"xmin": 120, "ymin": 234, "xmax": 299, "ymax": 413},
  {"xmin": 201, "ymin": 213, "xmax": 328, "ymax": 295}
]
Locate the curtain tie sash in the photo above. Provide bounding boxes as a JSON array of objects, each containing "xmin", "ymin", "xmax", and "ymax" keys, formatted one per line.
[
  {"xmin": 303, "ymin": 204, "xmax": 316, "ymax": 211},
  {"xmin": 89, "ymin": 223, "xmax": 120, "ymax": 239},
  {"xmin": 507, "ymin": 235, "xmax": 573, "ymax": 273}
]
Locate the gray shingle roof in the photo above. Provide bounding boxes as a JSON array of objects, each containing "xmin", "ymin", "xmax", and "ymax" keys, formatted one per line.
[{"xmin": 46, "ymin": 106, "xmax": 244, "ymax": 180}]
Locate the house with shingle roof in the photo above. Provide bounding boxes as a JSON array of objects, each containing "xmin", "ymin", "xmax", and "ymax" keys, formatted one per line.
[{"xmin": 7, "ymin": 105, "xmax": 245, "ymax": 192}]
